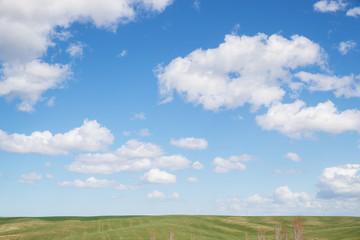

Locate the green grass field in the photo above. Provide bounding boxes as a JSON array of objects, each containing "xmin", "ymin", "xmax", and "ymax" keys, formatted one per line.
[{"xmin": 0, "ymin": 215, "xmax": 359, "ymax": 240}]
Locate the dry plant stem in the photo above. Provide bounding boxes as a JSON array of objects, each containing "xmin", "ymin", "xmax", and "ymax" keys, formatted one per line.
[
  {"xmin": 275, "ymin": 221, "xmax": 281, "ymax": 240},
  {"xmin": 245, "ymin": 231, "xmax": 248, "ymax": 240},
  {"xmin": 282, "ymin": 225, "xmax": 289, "ymax": 240},
  {"xmin": 169, "ymin": 229, "xmax": 174, "ymax": 240},
  {"xmin": 293, "ymin": 217, "xmax": 304, "ymax": 240}
]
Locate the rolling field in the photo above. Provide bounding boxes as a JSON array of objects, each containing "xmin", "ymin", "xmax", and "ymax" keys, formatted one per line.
[{"xmin": 0, "ymin": 215, "xmax": 359, "ymax": 240}]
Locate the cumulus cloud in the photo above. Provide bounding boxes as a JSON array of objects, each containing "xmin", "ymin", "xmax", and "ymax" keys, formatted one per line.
[
  {"xmin": 0, "ymin": 0, "xmax": 172, "ymax": 111},
  {"xmin": 212, "ymin": 154, "xmax": 256, "ymax": 173},
  {"xmin": 295, "ymin": 72, "xmax": 360, "ymax": 98},
  {"xmin": 146, "ymin": 190, "xmax": 180, "ymax": 200},
  {"xmin": 192, "ymin": 161, "xmax": 204, "ymax": 170},
  {"xmin": 346, "ymin": 7, "xmax": 360, "ymax": 17},
  {"xmin": 138, "ymin": 128, "xmax": 151, "ymax": 136},
  {"xmin": 67, "ymin": 139, "xmax": 162, "ymax": 174},
  {"xmin": 170, "ymin": 137, "xmax": 208, "ymax": 150},
  {"xmin": 141, "ymin": 168, "xmax": 176, "ymax": 184},
  {"xmin": 338, "ymin": 40, "xmax": 356, "ymax": 55},
  {"xmin": 317, "ymin": 164, "xmax": 360, "ymax": 198},
  {"xmin": 0, "ymin": 120, "xmax": 113, "ymax": 155},
  {"xmin": 58, "ymin": 176, "xmax": 128, "ymax": 190},
  {"xmin": 216, "ymin": 186, "xmax": 322, "ymax": 216},
  {"xmin": 19, "ymin": 172, "xmax": 42, "ymax": 184},
  {"xmin": 284, "ymin": 152, "xmax": 302, "ymax": 162},
  {"xmin": 313, "ymin": 0, "xmax": 347, "ymax": 12},
  {"xmin": 66, "ymin": 42, "xmax": 84, "ymax": 58},
  {"xmin": 256, "ymin": 100, "xmax": 360, "ymax": 138},
  {"xmin": 157, "ymin": 33, "xmax": 324, "ymax": 111},
  {"xmin": 153, "ymin": 155, "xmax": 191, "ymax": 170},
  {"xmin": 0, "ymin": 60, "xmax": 71, "ymax": 112}
]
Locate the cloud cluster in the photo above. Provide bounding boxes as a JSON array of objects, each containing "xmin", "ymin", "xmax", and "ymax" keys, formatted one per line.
[
  {"xmin": 157, "ymin": 33, "xmax": 324, "ymax": 111},
  {"xmin": 338, "ymin": 40, "xmax": 356, "ymax": 55},
  {"xmin": 58, "ymin": 176, "xmax": 128, "ymax": 190},
  {"xmin": 313, "ymin": 0, "xmax": 346, "ymax": 12},
  {"xmin": 317, "ymin": 164, "xmax": 360, "ymax": 198},
  {"xmin": 67, "ymin": 139, "xmax": 193, "ymax": 174},
  {"xmin": 0, "ymin": 0, "xmax": 173, "ymax": 111},
  {"xmin": 170, "ymin": 137, "xmax": 208, "ymax": 150},
  {"xmin": 256, "ymin": 100, "xmax": 360, "ymax": 138},
  {"xmin": 284, "ymin": 152, "xmax": 302, "ymax": 162},
  {"xmin": 18, "ymin": 172, "xmax": 42, "ymax": 184},
  {"xmin": 0, "ymin": 120, "xmax": 114, "ymax": 155},
  {"xmin": 212, "ymin": 154, "xmax": 256, "ymax": 173}
]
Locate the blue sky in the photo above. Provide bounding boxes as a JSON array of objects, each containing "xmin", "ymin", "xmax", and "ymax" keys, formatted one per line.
[{"xmin": 1, "ymin": 0, "xmax": 360, "ymax": 217}]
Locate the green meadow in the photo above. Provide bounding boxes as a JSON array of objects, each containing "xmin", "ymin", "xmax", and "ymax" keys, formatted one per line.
[{"xmin": 0, "ymin": 215, "xmax": 359, "ymax": 240}]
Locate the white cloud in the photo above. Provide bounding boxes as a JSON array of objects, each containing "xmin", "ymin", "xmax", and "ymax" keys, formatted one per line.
[
  {"xmin": 0, "ymin": 60, "xmax": 71, "ymax": 112},
  {"xmin": 58, "ymin": 176, "xmax": 128, "ymax": 190},
  {"xmin": 19, "ymin": 172, "xmax": 42, "ymax": 184},
  {"xmin": 138, "ymin": 128, "xmax": 151, "ymax": 136},
  {"xmin": 284, "ymin": 152, "xmax": 302, "ymax": 162},
  {"xmin": 141, "ymin": 0, "xmax": 173, "ymax": 12},
  {"xmin": 256, "ymin": 100, "xmax": 360, "ymax": 138},
  {"xmin": 68, "ymin": 139, "xmax": 162, "ymax": 174},
  {"xmin": 186, "ymin": 177, "xmax": 199, "ymax": 183},
  {"xmin": 156, "ymin": 33, "xmax": 324, "ymax": 111},
  {"xmin": 346, "ymin": 7, "xmax": 360, "ymax": 17},
  {"xmin": 216, "ymin": 186, "xmax": 322, "ymax": 216},
  {"xmin": 212, "ymin": 154, "xmax": 256, "ymax": 173},
  {"xmin": 313, "ymin": 0, "xmax": 346, "ymax": 12},
  {"xmin": 130, "ymin": 112, "xmax": 146, "ymax": 120},
  {"xmin": 0, "ymin": 0, "xmax": 172, "ymax": 111},
  {"xmin": 123, "ymin": 130, "xmax": 132, "ymax": 136},
  {"xmin": 295, "ymin": 72, "xmax": 360, "ymax": 98},
  {"xmin": 47, "ymin": 96, "xmax": 56, "ymax": 107},
  {"xmin": 146, "ymin": 190, "xmax": 180, "ymax": 200},
  {"xmin": 338, "ymin": 40, "xmax": 356, "ymax": 55},
  {"xmin": 192, "ymin": 161, "xmax": 204, "ymax": 170},
  {"xmin": 153, "ymin": 155, "xmax": 191, "ymax": 170},
  {"xmin": 170, "ymin": 137, "xmax": 208, "ymax": 150},
  {"xmin": 142, "ymin": 168, "xmax": 176, "ymax": 184},
  {"xmin": 317, "ymin": 164, "xmax": 360, "ymax": 198},
  {"xmin": 66, "ymin": 42, "xmax": 84, "ymax": 58},
  {"xmin": 0, "ymin": 120, "xmax": 114, "ymax": 155}
]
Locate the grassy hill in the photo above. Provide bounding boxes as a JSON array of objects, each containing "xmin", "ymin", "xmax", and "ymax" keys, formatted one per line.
[{"xmin": 0, "ymin": 215, "xmax": 359, "ymax": 240}]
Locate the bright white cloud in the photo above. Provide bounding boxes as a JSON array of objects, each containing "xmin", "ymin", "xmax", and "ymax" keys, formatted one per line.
[
  {"xmin": 256, "ymin": 100, "xmax": 360, "ymax": 138},
  {"xmin": 141, "ymin": 168, "xmax": 176, "ymax": 184},
  {"xmin": 0, "ymin": 60, "xmax": 71, "ymax": 112},
  {"xmin": 192, "ymin": 161, "xmax": 204, "ymax": 170},
  {"xmin": 170, "ymin": 137, "xmax": 208, "ymax": 150},
  {"xmin": 68, "ymin": 139, "xmax": 162, "ymax": 174},
  {"xmin": 157, "ymin": 33, "xmax": 324, "ymax": 111},
  {"xmin": 0, "ymin": 0, "xmax": 172, "ymax": 111},
  {"xmin": 146, "ymin": 190, "xmax": 180, "ymax": 200},
  {"xmin": 338, "ymin": 40, "xmax": 356, "ymax": 55},
  {"xmin": 295, "ymin": 72, "xmax": 360, "ymax": 98},
  {"xmin": 0, "ymin": 120, "xmax": 113, "ymax": 155},
  {"xmin": 317, "ymin": 164, "xmax": 360, "ymax": 198},
  {"xmin": 153, "ymin": 155, "xmax": 191, "ymax": 170},
  {"xmin": 117, "ymin": 50, "xmax": 127, "ymax": 57},
  {"xmin": 186, "ymin": 177, "xmax": 199, "ymax": 183},
  {"xmin": 58, "ymin": 176, "xmax": 128, "ymax": 190},
  {"xmin": 19, "ymin": 172, "xmax": 42, "ymax": 184},
  {"xmin": 346, "ymin": 7, "xmax": 360, "ymax": 17},
  {"xmin": 212, "ymin": 154, "xmax": 256, "ymax": 173},
  {"xmin": 313, "ymin": 0, "xmax": 346, "ymax": 12},
  {"xmin": 284, "ymin": 152, "xmax": 302, "ymax": 162},
  {"xmin": 66, "ymin": 42, "xmax": 84, "ymax": 58}
]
